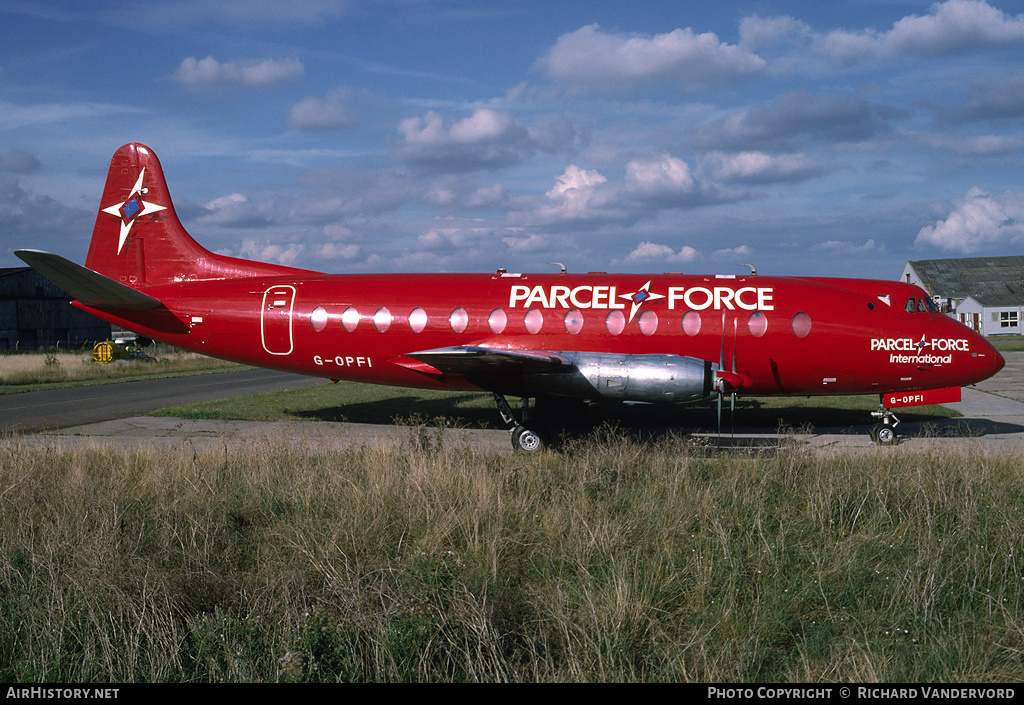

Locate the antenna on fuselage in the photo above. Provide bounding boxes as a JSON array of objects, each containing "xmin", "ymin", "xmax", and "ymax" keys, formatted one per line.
[
  {"xmin": 740, "ymin": 263, "xmax": 757, "ymax": 276},
  {"xmin": 548, "ymin": 262, "xmax": 567, "ymax": 274}
]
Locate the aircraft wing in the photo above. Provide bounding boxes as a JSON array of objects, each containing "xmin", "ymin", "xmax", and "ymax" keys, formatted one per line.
[
  {"xmin": 405, "ymin": 346, "xmax": 572, "ymax": 376},
  {"xmin": 14, "ymin": 249, "xmax": 163, "ymax": 310},
  {"xmin": 404, "ymin": 346, "xmax": 720, "ymax": 404}
]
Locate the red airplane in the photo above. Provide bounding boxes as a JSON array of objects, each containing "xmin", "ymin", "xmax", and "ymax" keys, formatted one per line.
[{"xmin": 16, "ymin": 143, "xmax": 1005, "ymax": 450}]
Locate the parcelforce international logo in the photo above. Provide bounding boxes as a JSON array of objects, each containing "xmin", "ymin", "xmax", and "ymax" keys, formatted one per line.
[
  {"xmin": 101, "ymin": 168, "xmax": 166, "ymax": 254},
  {"xmin": 509, "ymin": 283, "xmax": 774, "ymax": 321},
  {"xmin": 871, "ymin": 336, "xmax": 971, "ymax": 366},
  {"xmin": 870, "ymin": 337, "xmax": 970, "ymax": 352}
]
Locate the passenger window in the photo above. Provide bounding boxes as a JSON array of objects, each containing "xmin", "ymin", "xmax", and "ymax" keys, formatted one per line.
[
  {"xmin": 488, "ymin": 308, "xmax": 507, "ymax": 334},
  {"xmin": 409, "ymin": 307, "xmax": 427, "ymax": 333},
  {"xmin": 524, "ymin": 308, "xmax": 543, "ymax": 334},
  {"xmin": 564, "ymin": 309, "xmax": 583, "ymax": 335},
  {"xmin": 342, "ymin": 307, "xmax": 359, "ymax": 332},
  {"xmin": 638, "ymin": 310, "xmax": 658, "ymax": 336},
  {"xmin": 606, "ymin": 310, "xmax": 625, "ymax": 336},
  {"xmin": 449, "ymin": 308, "xmax": 469, "ymax": 333}
]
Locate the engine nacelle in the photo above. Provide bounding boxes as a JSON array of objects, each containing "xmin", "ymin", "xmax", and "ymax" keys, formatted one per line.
[{"xmin": 525, "ymin": 352, "xmax": 714, "ymax": 403}]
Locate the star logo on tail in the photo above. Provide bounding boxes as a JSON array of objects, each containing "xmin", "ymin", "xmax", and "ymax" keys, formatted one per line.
[
  {"xmin": 101, "ymin": 168, "xmax": 166, "ymax": 254},
  {"xmin": 619, "ymin": 281, "xmax": 665, "ymax": 322}
]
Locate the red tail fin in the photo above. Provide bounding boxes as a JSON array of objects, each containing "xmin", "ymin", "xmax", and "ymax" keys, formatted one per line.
[{"xmin": 86, "ymin": 143, "xmax": 310, "ymax": 287}]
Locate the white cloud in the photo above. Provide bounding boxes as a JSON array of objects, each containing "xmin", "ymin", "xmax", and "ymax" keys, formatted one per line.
[
  {"xmin": 886, "ymin": 0, "xmax": 1024, "ymax": 55},
  {"xmin": 712, "ymin": 245, "xmax": 753, "ymax": 261},
  {"xmin": 514, "ymin": 156, "xmax": 738, "ymax": 229},
  {"xmin": 624, "ymin": 155, "xmax": 696, "ymax": 193},
  {"xmin": 315, "ymin": 242, "xmax": 361, "ymax": 260},
  {"xmin": 545, "ymin": 164, "xmax": 608, "ymax": 216},
  {"xmin": 915, "ymin": 187, "xmax": 1024, "ymax": 253},
  {"xmin": 513, "ymin": 164, "xmax": 611, "ymax": 225},
  {"xmin": 238, "ymin": 238, "xmax": 305, "ymax": 265},
  {"xmin": 734, "ymin": 2, "xmax": 1024, "ymax": 73},
  {"xmin": 196, "ymin": 194, "xmax": 269, "ymax": 228},
  {"xmin": 812, "ymin": 239, "xmax": 879, "ymax": 253},
  {"xmin": 288, "ymin": 89, "xmax": 356, "ymax": 131},
  {"xmin": 392, "ymin": 108, "xmax": 534, "ymax": 171},
  {"xmin": 539, "ymin": 24, "xmax": 766, "ymax": 93},
  {"xmin": 824, "ymin": 0, "xmax": 1024, "ymax": 65},
  {"xmin": 399, "ymin": 109, "xmax": 525, "ymax": 146},
  {"xmin": 416, "ymin": 227, "xmax": 493, "ymax": 252},
  {"xmin": 624, "ymin": 242, "xmax": 702, "ymax": 264},
  {"xmin": 619, "ymin": 154, "xmax": 736, "ymax": 210},
  {"xmin": 172, "ymin": 56, "xmax": 304, "ymax": 88},
  {"xmin": 501, "ymin": 232, "xmax": 553, "ymax": 254},
  {"xmin": 705, "ymin": 151, "xmax": 829, "ymax": 184}
]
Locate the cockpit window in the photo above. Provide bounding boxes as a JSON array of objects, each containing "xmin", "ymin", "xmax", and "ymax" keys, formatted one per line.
[{"xmin": 905, "ymin": 297, "xmax": 936, "ymax": 314}]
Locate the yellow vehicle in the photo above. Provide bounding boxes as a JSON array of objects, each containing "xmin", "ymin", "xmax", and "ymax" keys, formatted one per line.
[{"xmin": 93, "ymin": 340, "xmax": 148, "ymax": 363}]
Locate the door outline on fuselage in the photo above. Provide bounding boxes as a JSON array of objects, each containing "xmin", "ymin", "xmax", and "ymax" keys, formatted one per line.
[{"xmin": 261, "ymin": 285, "xmax": 296, "ymax": 355}]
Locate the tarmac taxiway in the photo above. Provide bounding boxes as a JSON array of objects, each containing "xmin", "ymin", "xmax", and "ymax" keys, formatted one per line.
[{"xmin": 5, "ymin": 352, "xmax": 1024, "ymax": 454}]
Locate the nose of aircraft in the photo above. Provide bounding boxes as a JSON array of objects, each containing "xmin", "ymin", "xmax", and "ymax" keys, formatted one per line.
[
  {"xmin": 991, "ymin": 345, "xmax": 1006, "ymax": 377},
  {"xmin": 935, "ymin": 316, "xmax": 1005, "ymax": 386},
  {"xmin": 972, "ymin": 329, "xmax": 1005, "ymax": 382}
]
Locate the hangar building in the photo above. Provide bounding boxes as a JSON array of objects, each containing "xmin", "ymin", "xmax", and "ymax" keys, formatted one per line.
[
  {"xmin": 0, "ymin": 267, "xmax": 111, "ymax": 350},
  {"xmin": 901, "ymin": 255, "xmax": 1024, "ymax": 336}
]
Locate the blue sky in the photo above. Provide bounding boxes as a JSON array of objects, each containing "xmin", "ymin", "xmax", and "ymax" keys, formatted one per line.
[{"xmin": 4, "ymin": 0, "xmax": 1024, "ymax": 279}]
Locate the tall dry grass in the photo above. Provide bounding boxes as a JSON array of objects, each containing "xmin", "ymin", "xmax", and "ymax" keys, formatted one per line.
[
  {"xmin": 2, "ymin": 427, "xmax": 1023, "ymax": 682},
  {"xmin": 0, "ymin": 349, "xmax": 240, "ymax": 386}
]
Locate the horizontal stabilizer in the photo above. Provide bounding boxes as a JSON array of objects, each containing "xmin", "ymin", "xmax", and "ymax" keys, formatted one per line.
[
  {"xmin": 14, "ymin": 249, "xmax": 163, "ymax": 311},
  {"xmin": 407, "ymin": 346, "xmax": 571, "ymax": 376}
]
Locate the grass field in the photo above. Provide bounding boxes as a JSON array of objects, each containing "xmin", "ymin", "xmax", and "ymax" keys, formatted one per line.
[
  {"xmin": 2, "ymin": 343, "xmax": 1017, "ymax": 682},
  {"xmin": 0, "ymin": 347, "xmax": 243, "ymax": 393},
  {"xmin": 991, "ymin": 335, "xmax": 1024, "ymax": 353},
  {"xmin": 2, "ymin": 428, "xmax": 1022, "ymax": 682}
]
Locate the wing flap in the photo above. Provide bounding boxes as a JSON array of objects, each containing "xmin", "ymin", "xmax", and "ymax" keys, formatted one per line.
[
  {"xmin": 405, "ymin": 346, "xmax": 572, "ymax": 376},
  {"xmin": 14, "ymin": 249, "xmax": 163, "ymax": 311}
]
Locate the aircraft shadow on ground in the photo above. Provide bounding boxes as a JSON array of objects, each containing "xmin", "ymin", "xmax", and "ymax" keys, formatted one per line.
[
  {"xmin": 286, "ymin": 394, "xmax": 1023, "ymax": 449},
  {"xmin": 899, "ymin": 416, "xmax": 1024, "ymax": 439},
  {"xmin": 288, "ymin": 393, "xmax": 498, "ymax": 428}
]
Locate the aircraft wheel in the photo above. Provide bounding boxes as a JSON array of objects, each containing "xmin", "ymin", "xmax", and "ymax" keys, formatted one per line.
[
  {"xmin": 512, "ymin": 426, "xmax": 545, "ymax": 453},
  {"xmin": 874, "ymin": 424, "xmax": 898, "ymax": 446}
]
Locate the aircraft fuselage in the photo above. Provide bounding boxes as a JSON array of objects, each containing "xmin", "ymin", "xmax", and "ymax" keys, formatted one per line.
[
  {"xmin": 76, "ymin": 270, "xmax": 1002, "ymax": 400},
  {"xmin": 17, "ymin": 143, "xmax": 1005, "ymax": 449}
]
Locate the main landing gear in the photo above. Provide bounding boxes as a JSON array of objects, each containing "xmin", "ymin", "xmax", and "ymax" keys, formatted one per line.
[
  {"xmin": 493, "ymin": 393, "xmax": 547, "ymax": 453},
  {"xmin": 870, "ymin": 403, "xmax": 900, "ymax": 446}
]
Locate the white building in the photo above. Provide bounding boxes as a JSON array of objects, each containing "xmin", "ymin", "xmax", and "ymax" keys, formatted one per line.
[{"xmin": 901, "ymin": 256, "xmax": 1024, "ymax": 336}]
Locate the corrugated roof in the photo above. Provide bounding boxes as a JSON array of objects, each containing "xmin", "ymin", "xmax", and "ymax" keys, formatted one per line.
[{"xmin": 907, "ymin": 255, "xmax": 1024, "ymax": 307}]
